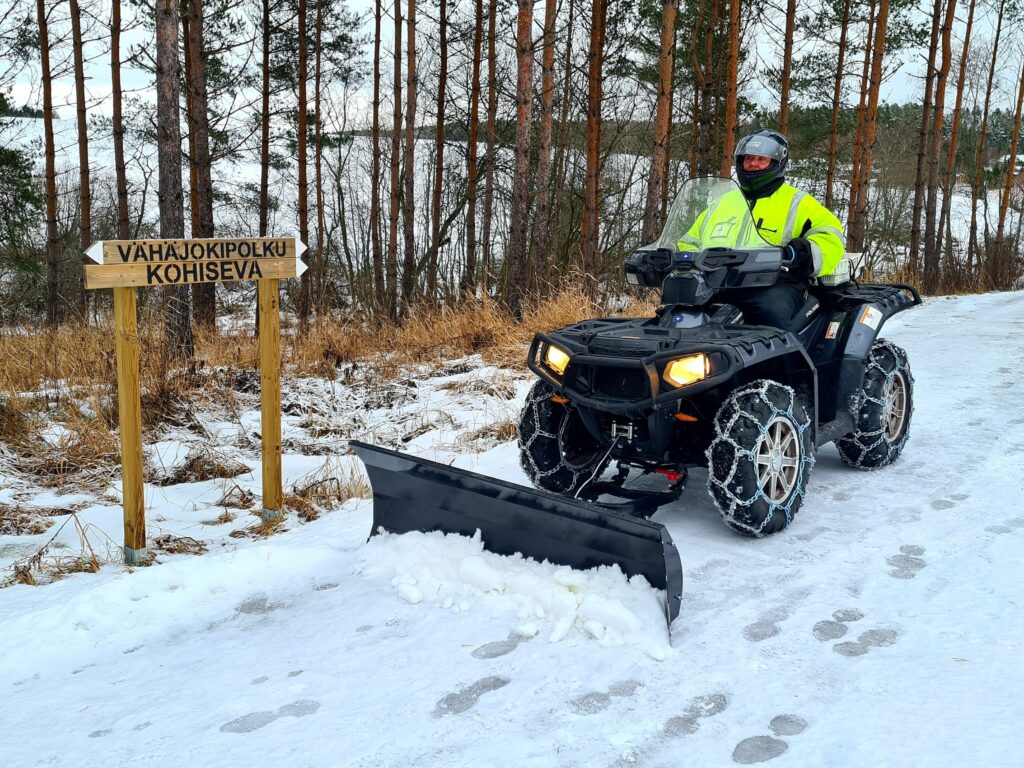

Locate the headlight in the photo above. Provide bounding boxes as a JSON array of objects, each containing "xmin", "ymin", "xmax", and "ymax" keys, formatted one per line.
[
  {"xmin": 543, "ymin": 344, "xmax": 570, "ymax": 376},
  {"xmin": 663, "ymin": 353, "xmax": 709, "ymax": 388}
]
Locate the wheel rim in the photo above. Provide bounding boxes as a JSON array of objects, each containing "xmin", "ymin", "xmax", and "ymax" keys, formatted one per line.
[
  {"xmin": 558, "ymin": 409, "xmax": 603, "ymax": 470},
  {"xmin": 883, "ymin": 371, "xmax": 908, "ymax": 442},
  {"xmin": 755, "ymin": 416, "xmax": 801, "ymax": 503}
]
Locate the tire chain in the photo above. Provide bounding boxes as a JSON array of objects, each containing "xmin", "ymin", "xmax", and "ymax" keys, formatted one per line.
[
  {"xmin": 835, "ymin": 339, "xmax": 913, "ymax": 470},
  {"xmin": 517, "ymin": 384, "xmax": 591, "ymax": 490},
  {"xmin": 706, "ymin": 380, "xmax": 815, "ymax": 536}
]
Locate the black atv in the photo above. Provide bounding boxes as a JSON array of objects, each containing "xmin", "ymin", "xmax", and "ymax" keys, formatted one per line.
[
  {"xmin": 518, "ymin": 177, "xmax": 920, "ymax": 536},
  {"xmin": 352, "ymin": 177, "xmax": 920, "ymax": 626}
]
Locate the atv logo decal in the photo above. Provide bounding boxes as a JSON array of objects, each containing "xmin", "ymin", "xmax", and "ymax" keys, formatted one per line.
[
  {"xmin": 826, "ymin": 321, "xmax": 841, "ymax": 340},
  {"xmin": 859, "ymin": 306, "xmax": 882, "ymax": 330}
]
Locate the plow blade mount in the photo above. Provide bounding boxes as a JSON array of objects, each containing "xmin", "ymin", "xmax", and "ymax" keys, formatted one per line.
[{"xmin": 351, "ymin": 441, "xmax": 683, "ymax": 625}]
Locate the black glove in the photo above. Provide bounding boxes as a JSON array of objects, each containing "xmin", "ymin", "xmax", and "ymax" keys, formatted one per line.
[{"xmin": 783, "ymin": 237, "xmax": 815, "ymax": 277}]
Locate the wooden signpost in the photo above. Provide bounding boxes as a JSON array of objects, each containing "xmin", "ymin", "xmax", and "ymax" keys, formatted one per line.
[{"xmin": 84, "ymin": 236, "xmax": 307, "ymax": 565}]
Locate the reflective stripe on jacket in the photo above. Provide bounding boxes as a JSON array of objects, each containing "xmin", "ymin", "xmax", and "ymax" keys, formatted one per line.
[{"xmin": 677, "ymin": 183, "xmax": 845, "ymax": 277}]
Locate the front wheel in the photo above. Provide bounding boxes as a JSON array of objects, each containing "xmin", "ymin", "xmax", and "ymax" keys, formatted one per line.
[
  {"xmin": 518, "ymin": 381, "xmax": 608, "ymax": 495},
  {"xmin": 835, "ymin": 339, "xmax": 914, "ymax": 469},
  {"xmin": 706, "ymin": 380, "xmax": 816, "ymax": 537}
]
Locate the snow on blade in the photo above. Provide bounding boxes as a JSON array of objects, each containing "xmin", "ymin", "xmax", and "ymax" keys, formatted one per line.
[{"xmin": 356, "ymin": 529, "xmax": 671, "ymax": 660}]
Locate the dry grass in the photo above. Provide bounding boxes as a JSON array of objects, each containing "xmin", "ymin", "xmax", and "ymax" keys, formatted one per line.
[
  {"xmin": 440, "ymin": 373, "xmax": 519, "ymax": 400},
  {"xmin": 0, "ymin": 290, "xmax": 652, "ymax": 492},
  {"xmin": 150, "ymin": 533, "xmax": 208, "ymax": 556},
  {"xmin": 458, "ymin": 419, "xmax": 520, "ymax": 452},
  {"xmin": 291, "ymin": 458, "xmax": 372, "ymax": 508},
  {"xmin": 0, "ymin": 502, "xmax": 86, "ymax": 536},
  {"xmin": 4, "ymin": 514, "xmax": 104, "ymax": 588},
  {"xmin": 153, "ymin": 446, "xmax": 251, "ymax": 486}
]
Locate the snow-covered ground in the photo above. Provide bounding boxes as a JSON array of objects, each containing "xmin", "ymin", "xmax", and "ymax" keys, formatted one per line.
[{"xmin": 2, "ymin": 291, "xmax": 1024, "ymax": 767}]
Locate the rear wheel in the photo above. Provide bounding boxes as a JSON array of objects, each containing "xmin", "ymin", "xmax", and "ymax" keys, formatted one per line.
[
  {"xmin": 836, "ymin": 339, "xmax": 914, "ymax": 469},
  {"xmin": 706, "ymin": 380, "xmax": 816, "ymax": 537},
  {"xmin": 518, "ymin": 381, "xmax": 608, "ymax": 495}
]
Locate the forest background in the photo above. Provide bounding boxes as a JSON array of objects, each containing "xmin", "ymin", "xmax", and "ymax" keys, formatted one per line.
[{"xmin": 1, "ymin": 0, "xmax": 1023, "ymax": 350}]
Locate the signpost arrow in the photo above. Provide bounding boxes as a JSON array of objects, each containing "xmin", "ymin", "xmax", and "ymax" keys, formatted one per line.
[
  {"xmin": 294, "ymin": 235, "xmax": 308, "ymax": 276},
  {"xmin": 86, "ymin": 241, "xmax": 103, "ymax": 264}
]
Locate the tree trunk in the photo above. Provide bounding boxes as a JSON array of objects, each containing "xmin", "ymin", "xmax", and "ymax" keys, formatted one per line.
[
  {"xmin": 186, "ymin": 0, "xmax": 216, "ymax": 327},
  {"xmin": 824, "ymin": 0, "xmax": 852, "ymax": 210},
  {"xmin": 849, "ymin": 0, "xmax": 889, "ymax": 253},
  {"xmin": 155, "ymin": 0, "xmax": 193, "ymax": 357},
  {"xmin": 909, "ymin": 0, "xmax": 943, "ymax": 277},
  {"xmin": 259, "ymin": 0, "xmax": 271, "ymax": 238},
  {"xmin": 506, "ymin": 0, "xmax": 535, "ymax": 317},
  {"xmin": 935, "ymin": 0, "xmax": 974, "ymax": 284},
  {"xmin": 923, "ymin": 0, "xmax": 963, "ymax": 294},
  {"xmin": 700, "ymin": 0, "xmax": 720, "ymax": 174},
  {"xmin": 371, "ymin": 0, "xmax": 385, "ymax": 307},
  {"xmin": 463, "ymin": 0, "xmax": 484, "ymax": 296},
  {"xmin": 68, "ymin": 0, "xmax": 90, "ymax": 320},
  {"xmin": 689, "ymin": 0, "xmax": 705, "ymax": 178},
  {"xmin": 387, "ymin": 0, "xmax": 402, "ymax": 319},
  {"xmin": 550, "ymin": 0, "xmax": 576, "ymax": 265},
  {"xmin": 37, "ymin": 0, "xmax": 60, "ymax": 328},
  {"xmin": 996, "ymin": 62, "xmax": 1024, "ymax": 245},
  {"xmin": 779, "ymin": 0, "xmax": 796, "ymax": 134},
  {"xmin": 642, "ymin": 0, "xmax": 678, "ymax": 243},
  {"xmin": 847, "ymin": 0, "xmax": 876, "ymax": 245},
  {"xmin": 426, "ymin": 0, "xmax": 447, "ymax": 302},
  {"xmin": 401, "ymin": 0, "xmax": 418, "ymax": 308},
  {"xmin": 720, "ymin": 0, "xmax": 740, "ymax": 176},
  {"xmin": 481, "ymin": 0, "xmax": 498, "ymax": 294},
  {"xmin": 581, "ymin": 0, "xmax": 607, "ymax": 296},
  {"xmin": 297, "ymin": 0, "xmax": 311, "ymax": 327},
  {"xmin": 111, "ymin": 0, "xmax": 130, "ymax": 239},
  {"xmin": 969, "ymin": 0, "xmax": 1005, "ymax": 286},
  {"xmin": 314, "ymin": 0, "xmax": 326, "ymax": 310},
  {"xmin": 531, "ymin": 0, "xmax": 559, "ymax": 287}
]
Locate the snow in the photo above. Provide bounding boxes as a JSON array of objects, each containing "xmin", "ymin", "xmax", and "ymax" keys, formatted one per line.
[{"xmin": 2, "ymin": 291, "xmax": 1024, "ymax": 766}]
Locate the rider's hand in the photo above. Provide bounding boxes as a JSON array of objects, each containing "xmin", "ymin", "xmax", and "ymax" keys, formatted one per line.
[{"xmin": 783, "ymin": 238, "xmax": 816, "ymax": 277}]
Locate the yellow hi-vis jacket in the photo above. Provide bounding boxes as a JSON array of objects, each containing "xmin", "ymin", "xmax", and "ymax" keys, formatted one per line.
[{"xmin": 677, "ymin": 183, "xmax": 845, "ymax": 277}]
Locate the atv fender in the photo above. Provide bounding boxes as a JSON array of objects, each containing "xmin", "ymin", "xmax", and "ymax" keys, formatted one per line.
[{"xmin": 823, "ymin": 284, "xmax": 921, "ymax": 444}]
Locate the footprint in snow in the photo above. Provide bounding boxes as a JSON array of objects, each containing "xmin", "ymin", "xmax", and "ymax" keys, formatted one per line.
[
  {"xmin": 742, "ymin": 607, "xmax": 788, "ymax": 642},
  {"xmin": 732, "ymin": 714, "xmax": 808, "ymax": 764},
  {"xmin": 811, "ymin": 608, "xmax": 863, "ymax": 641},
  {"xmin": 569, "ymin": 680, "xmax": 643, "ymax": 715},
  {"xmin": 795, "ymin": 526, "xmax": 830, "ymax": 542},
  {"xmin": 931, "ymin": 499, "xmax": 956, "ymax": 510},
  {"xmin": 220, "ymin": 700, "xmax": 321, "ymax": 733},
  {"xmin": 433, "ymin": 676, "xmax": 510, "ymax": 717},
  {"xmin": 472, "ymin": 631, "xmax": 530, "ymax": 660},
  {"xmin": 833, "ymin": 627, "xmax": 901, "ymax": 657},
  {"xmin": 661, "ymin": 692, "xmax": 729, "ymax": 737},
  {"xmin": 986, "ymin": 518, "xmax": 1024, "ymax": 535},
  {"xmin": 887, "ymin": 545, "xmax": 926, "ymax": 579},
  {"xmin": 235, "ymin": 594, "xmax": 282, "ymax": 615},
  {"xmin": 605, "ymin": 693, "xmax": 729, "ymax": 766}
]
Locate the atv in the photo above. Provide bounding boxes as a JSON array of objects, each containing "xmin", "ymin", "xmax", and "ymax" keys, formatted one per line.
[
  {"xmin": 519, "ymin": 176, "xmax": 919, "ymax": 537},
  {"xmin": 353, "ymin": 177, "xmax": 918, "ymax": 627}
]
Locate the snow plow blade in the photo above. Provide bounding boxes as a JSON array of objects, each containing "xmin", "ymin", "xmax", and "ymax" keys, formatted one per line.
[{"xmin": 350, "ymin": 440, "xmax": 683, "ymax": 625}]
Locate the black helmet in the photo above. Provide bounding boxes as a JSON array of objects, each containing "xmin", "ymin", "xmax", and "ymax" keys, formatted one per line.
[{"xmin": 735, "ymin": 130, "xmax": 789, "ymax": 195}]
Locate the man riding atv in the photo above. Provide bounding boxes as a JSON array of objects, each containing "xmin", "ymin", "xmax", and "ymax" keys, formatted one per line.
[{"xmin": 680, "ymin": 129, "xmax": 846, "ymax": 332}]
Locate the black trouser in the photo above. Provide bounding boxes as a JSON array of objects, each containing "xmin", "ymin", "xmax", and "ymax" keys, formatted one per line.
[{"xmin": 719, "ymin": 281, "xmax": 807, "ymax": 332}]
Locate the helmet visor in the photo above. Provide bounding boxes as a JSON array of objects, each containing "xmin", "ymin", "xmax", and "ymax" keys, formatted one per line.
[{"xmin": 735, "ymin": 133, "xmax": 788, "ymax": 163}]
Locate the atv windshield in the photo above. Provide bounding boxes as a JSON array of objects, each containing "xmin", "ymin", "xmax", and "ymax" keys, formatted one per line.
[{"xmin": 652, "ymin": 177, "xmax": 771, "ymax": 252}]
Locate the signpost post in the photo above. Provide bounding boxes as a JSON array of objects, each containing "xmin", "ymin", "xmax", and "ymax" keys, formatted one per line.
[{"xmin": 84, "ymin": 237, "xmax": 306, "ymax": 564}]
